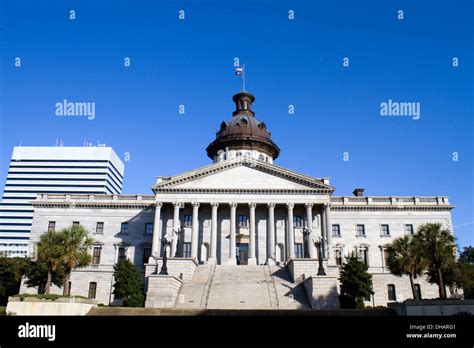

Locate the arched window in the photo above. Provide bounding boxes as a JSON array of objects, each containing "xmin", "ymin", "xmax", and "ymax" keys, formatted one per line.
[
  {"xmin": 88, "ymin": 282, "xmax": 97, "ymax": 299},
  {"xmin": 414, "ymin": 284, "xmax": 422, "ymax": 300},
  {"xmin": 387, "ymin": 284, "xmax": 396, "ymax": 301},
  {"xmin": 258, "ymin": 154, "xmax": 265, "ymax": 161}
]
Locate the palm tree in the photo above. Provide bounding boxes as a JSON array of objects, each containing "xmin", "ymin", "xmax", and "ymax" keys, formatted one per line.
[
  {"xmin": 37, "ymin": 230, "xmax": 64, "ymax": 295},
  {"xmin": 387, "ymin": 236, "xmax": 426, "ymax": 299},
  {"xmin": 416, "ymin": 223, "xmax": 456, "ymax": 299},
  {"xmin": 60, "ymin": 225, "xmax": 93, "ymax": 296}
]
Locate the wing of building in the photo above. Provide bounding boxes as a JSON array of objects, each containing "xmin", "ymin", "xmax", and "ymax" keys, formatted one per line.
[{"xmin": 20, "ymin": 92, "xmax": 455, "ymax": 309}]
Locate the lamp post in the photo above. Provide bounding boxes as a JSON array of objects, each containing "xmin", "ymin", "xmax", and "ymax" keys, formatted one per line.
[
  {"xmin": 159, "ymin": 236, "xmax": 173, "ymax": 275},
  {"xmin": 313, "ymin": 235, "xmax": 326, "ymax": 276}
]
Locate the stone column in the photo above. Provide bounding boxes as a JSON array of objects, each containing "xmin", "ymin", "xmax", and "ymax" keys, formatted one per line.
[
  {"xmin": 324, "ymin": 203, "xmax": 333, "ymax": 262},
  {"xmin": 191, "ymin": 202, "xmax": 200, "ymax": 259},
  {"xmin": 305, "ymin": 203, "xmax": 317, "ymax": 258},
  {"xmin": 150, "ymin": 202, "xmax": 163, "ymax": 260},
  {"xmin": 171, "ymin": 202, "xmax": 181, "ymax": 257},
  {"xmin": 267, "ymin": 203, "xmax": 276, "ymax": 264},
  {"xmin": 248, "ymin": 203, "xmax": 257, "ymax": 265},
  {"xmin": 228, "ymin": 203, "xmax": 237, "ymax": 265},
  {"xmin": 209, "ymin": 202, "xmax": 219, "ymax": 262},
  {"xmin": 321, "ymin": 205, "xmax": 327, "ymax": 259},
  {"xmin": 287, "ymin": 202, "xmax": 295, "ymax": 260}
]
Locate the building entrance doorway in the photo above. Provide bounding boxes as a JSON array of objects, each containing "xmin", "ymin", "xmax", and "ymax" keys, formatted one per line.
[{"xmin": 236, "ymin": 243, "xmax": 249, "ymax": 265}]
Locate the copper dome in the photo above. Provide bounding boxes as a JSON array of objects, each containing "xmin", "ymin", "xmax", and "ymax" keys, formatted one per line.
[{"xmin": 206, "ymin": 92, "xmax": 280, "ymax": 160}]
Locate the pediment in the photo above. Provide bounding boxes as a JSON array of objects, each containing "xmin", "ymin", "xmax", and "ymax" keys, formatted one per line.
[{"xmin": 153, "ymin": 158, "xmax": 334, "ymax": 193}]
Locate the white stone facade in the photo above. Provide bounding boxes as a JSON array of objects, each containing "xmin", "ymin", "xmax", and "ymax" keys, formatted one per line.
[{"xmin": 20, "ymin": 157, "xmax": 455, "ymax": 307}]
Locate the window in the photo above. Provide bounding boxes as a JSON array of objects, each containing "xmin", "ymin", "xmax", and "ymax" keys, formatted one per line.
[
  {"xmin": 88, "ymin": 282, "xmax": 97, "ymax": 299},
  {"xmin": 383, "ymin": 249, "xmax": 391, "ymax": 268},
  {"xmin": 295, "ymin": 243, "xmax": 303, "ymax": 258},
  {"xmin": 118, "ymin": 247, "xmax": 127, "ymax": 262},
  {"xmin": 92, "ymin": 247, "xmax": 101, "ymax": 265},
  {"xmin": 145, "ymin": 223, "xmax": 153, "ymax": 235},
  {"xmin": 183, "ymin": 242, "xmax": 191, "ymax": 258},
  {"xmin": 142, "ymin": 247, "xmax": 151, "ymax": 264},
  {"xmin": 381, "ymin": 224, "xmax": 390, "ymax": 236},
  {"xmin": 96, "ymin": 222, "xmax": 104, "ymax": 234},
  {"xmin": 414, "ymin": 284, "xmax": 422, "ymax": 300},
  {"xmin": 48, "ymin": 221, "xmax": 56, "ymax": 232},
  {"xmin": 184, "ymin": 215, "xmax": 192, "ymax": 227},
  {"xmin": 238, "ymin": 215, "xmax": 248, "ymax": 228},
  {"xmin": 332, "ymin": 224, "xmax": 341, "ymax": 237},
  {"xmin": 120, "ymin": 223, "xmax": 129, "ymax": 234},
  {"xmin": 293, "ymin": 216, "xmax": 302, "ymax": 228},
  {"xmin": 387, "ymin": 284, "xmax": 396, "ymax": 301},
  {"xmin": 335, "ymin": 249, "xmax": 343, "ymax": 266},
  {"xmin": 405, "ymin": 224, "xmax": 414, "ymax": 235},
  {"xmin": 356, "ymin": 224, "xmax": 365, "ymax": 237},
  {"xmin": 358, "ymin": 247, "xmax": 369, "ymax": 265},
  {"xmin": 72, "ymin": 221, "xmax": 80, "ymax": 228},
  {"xmin": 65, "ymin": 282, "xmax": 71, "ymax": 296}
]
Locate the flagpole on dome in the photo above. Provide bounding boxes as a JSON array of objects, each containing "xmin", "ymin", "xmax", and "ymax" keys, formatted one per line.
[{"xmin": 242, "ymin": 64, "xmax": 246, "ymax": 92}]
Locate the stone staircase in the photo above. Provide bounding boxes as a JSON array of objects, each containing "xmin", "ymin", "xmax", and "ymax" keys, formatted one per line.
[
  {"xmin": 174, "ymin": 262, "xmax": 215, "ymax": 309},
  {"xmin": 174, "ymin": 264, "xmax": 310, "ymax": 310}
]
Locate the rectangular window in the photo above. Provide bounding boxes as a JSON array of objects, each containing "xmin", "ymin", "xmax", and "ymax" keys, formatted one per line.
[
  {"xmin": 238, "ymin": 215, "xmax": 248, "ymax": 228},
  {"xmin": 332, "ymin": 224, "xmax": 341, "ymax": 237},
  {"xmin": 96, "ymin": 222, "xmax": 104, "ymax": 234},
  {"xmin": 383, "ymin": 249, "xmax": 391, "ymax": 268},
  {"xmin": 405, "ymin": 224, "xmax": 414, "ymax": 235},
  {"xmin": 66, "ymin": 281, "xmax": 71, "ymax": 296},
  {"xmin": 381, "ymin": 224, "xmax": 390, "ymax": 236},
  {"xmin": 145, "ymin": 223, "xmax": 153, "ymax": 235},
  {"xmin": 142, "ymin": 247, "xmax": 151, "ymax": 264},
  {"xmin": 92, "ymin": 247, "xmax": 101, "ymax": 265},
  {"xmin": 335, "ymin": 249, "xmax": 342, "ymax": 266},
  {"xmin": 72, "ymin": 221, "xmax": 80, "ymax": 228},
  {"xmin": 294, "ymin": 243, "xmax": 303, "ymax": 258},
  {"xmin": 118, "ymin": 247, "xmax": 127, "ymax": 262},
  {"xmin": 358, "ymin": 248, "xmax": 369, "ymax": 265},
  {"xmin": 88, "ymin": 282, "xmax": 97, "ymax": 299},
  {"xmin": 293, "ymin": 216, "xmax": 302, "ymax": 228},
  {"xmin": 387, "ymin": 284, "xmax": 396, "ymax": 301},
  {"xmin": 183, "ymin": 242, "xmax": 191, "ymax": 258},
  {"xmin": 48, "ymin": 221, "xmax": 56, "ymax": 232},
  {"xmin": 357, "ymin": 224, "xmax": 365, "ymax": 237},
  {"xmin": 120, "ymin": 223, "xmax": 129, "ymax": 234},
  {"xmin": 184, "ymin": 215, "xmax": 192, "ymax": 227}
]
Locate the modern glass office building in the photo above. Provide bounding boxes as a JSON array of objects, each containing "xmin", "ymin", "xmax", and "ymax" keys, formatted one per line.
[{"xmin": 0, "ymin": 146, "xmax": 124, "ymax": 257}]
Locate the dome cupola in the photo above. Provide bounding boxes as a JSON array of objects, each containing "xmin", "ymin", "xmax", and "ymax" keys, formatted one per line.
[{"xmin": 206, "ymin": 92, "xmax": 280, "ymax": 163}]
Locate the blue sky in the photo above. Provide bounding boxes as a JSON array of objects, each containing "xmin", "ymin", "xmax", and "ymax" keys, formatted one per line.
[{"xmin": 0, "ymin": 0, "xmax": 472, "ymax": 248}]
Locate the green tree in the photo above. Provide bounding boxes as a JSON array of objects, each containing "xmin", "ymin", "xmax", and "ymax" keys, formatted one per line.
[
  {"xmin": 459, "ymin": 246, "xmax": 474, "ymax": 264},
  {"xmin": 36, "ymin": 230, "xmax": 65, "ymax": 294},
  {"xmin": 0, "ymin": 257, "xmax": 30, "ymax": 304},
  {"xmin": 60, "ymin": 225, "xmax": 93, "ymax": 296},
  {"xmin": 339, "ymin": 256, "xmax": 373, "ymax": 308},
  {"xmin": 113, "ymin": 259, "xmax": 144, "ymax": 307},
  {"xmin": 416, "ymin": 223, "xmax": 456, "ymax": 299},
  {"xmin": 387, "ymin": 236, "xmax": 427, "ymax": 299},
  {"xmin": 24, "ymin": 259, "xmax": 65, "ymax": 294}
]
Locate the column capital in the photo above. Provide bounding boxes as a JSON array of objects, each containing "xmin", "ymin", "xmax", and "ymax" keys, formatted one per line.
[
  {"xmin": 267, "ymin": 202, "xmax": 276, "ymax": 209},
  {"xmin": 155, "ymin": 201, "xmax": 163, "ymax": 208},
  {"xmin": 211, "ymin": 202, "xmax": 219, "ymax": 208},
  {"xmin": 192, "ymin": 202, "xmax": 200, "ymax": 208},
  {"xmin": 323, "ymin": 202, "xmax": 330, "ymax": 208},
  {"xmin": 173, "ymin": 201, "xmax": 183, "ymax": 208},
  {"xmin": 229, "ymin": 202, "xmax": 238, "ymax": 208},
  {"xmin": 249, "ymin": 202, "xmax": 257, "ymax": 209},
  {"xmin": 305, "ymin": 202, "xmax": 313, "ymax": 208},
  {"xmin": 287, "ymin": 202, "xmax": 294, "ymax": 209}
]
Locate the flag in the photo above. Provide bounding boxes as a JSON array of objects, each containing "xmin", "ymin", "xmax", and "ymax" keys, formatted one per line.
[{"xmin": 235, "ymin": 66, "xmax": 244, "ymax": 75}]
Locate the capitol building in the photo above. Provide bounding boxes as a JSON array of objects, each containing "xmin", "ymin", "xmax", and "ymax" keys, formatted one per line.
[{"xmin": 21, "ymin": 91, "xmax": 454, "ymax": 309}]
